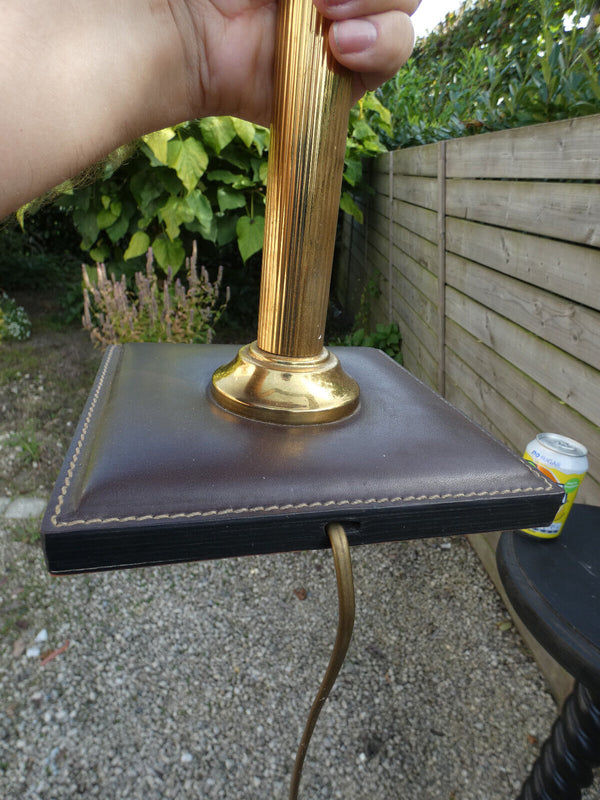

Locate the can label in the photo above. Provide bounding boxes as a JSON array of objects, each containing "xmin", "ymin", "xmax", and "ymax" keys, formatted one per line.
[{"xmin": 522, "ymin": 433, "xmax": 588, "ymax": 538}]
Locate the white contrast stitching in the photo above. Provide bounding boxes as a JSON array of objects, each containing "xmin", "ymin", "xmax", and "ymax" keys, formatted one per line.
[
  {"xmin": 51, "ymin": 346, "xmax": 118, "ymax": 528},
  {"xmin": 50, "ymin": 346, "xmax": 557, "ymax": 530}
]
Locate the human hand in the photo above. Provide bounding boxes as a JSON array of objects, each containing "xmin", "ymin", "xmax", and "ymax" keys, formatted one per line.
[
  {"xmin": 1, "ymin": 0, "xmax": 418, "ymax": 217},
  {"xmin": 169, "ymin": 0, "xmax": 419, "ymax": 126}
]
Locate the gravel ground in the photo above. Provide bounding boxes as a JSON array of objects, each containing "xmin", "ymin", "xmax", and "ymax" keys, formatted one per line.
[
  {"xmin": 2, "ymin": 525, "xmax": 596, "ymax": 800},
  {"xmin": 1, "ymin": 307, "xmax": 597, "ymax": 799}
]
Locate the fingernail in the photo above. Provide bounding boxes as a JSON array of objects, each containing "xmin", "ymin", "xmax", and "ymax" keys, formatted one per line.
[{"xmin": 333, "ymin": 19, "xmax": 378, "ymax": 54}]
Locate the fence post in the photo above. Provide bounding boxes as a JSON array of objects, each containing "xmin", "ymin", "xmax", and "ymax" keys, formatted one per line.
[
  {"xmin": 437, "ymin": 141, "xmax": 447, "ymax": 397},
  {"xmin": 388, "ymin": 150, "xmax": 394, "ymax": 324}
]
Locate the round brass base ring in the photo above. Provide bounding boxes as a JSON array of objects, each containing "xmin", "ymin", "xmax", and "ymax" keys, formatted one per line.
[{"xmin": 211, "ymin": 342, "xmax": 360, "ymax": 425}]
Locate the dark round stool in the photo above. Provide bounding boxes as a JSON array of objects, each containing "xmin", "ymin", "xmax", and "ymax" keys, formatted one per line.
[{"xmin": 497, "ymin": 504, "xmax": 600, "ymax": 800}]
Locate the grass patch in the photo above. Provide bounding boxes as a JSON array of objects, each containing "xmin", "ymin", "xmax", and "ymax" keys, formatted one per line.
[{"xmin": 9, "ymin": 517, "xmax": 42, "ymax": 546}]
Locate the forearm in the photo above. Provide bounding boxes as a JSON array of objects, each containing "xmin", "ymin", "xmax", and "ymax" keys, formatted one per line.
[
  {"xmin": 1, "ymin": 0, "xmax": 417, "ymax": 219},
  {"xmin": 0, "ymin": 0, "xmax": 190, "ymax": 217}
]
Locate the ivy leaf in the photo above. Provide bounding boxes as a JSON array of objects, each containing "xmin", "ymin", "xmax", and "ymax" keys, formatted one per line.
[
  {"xmin": 142, "ymin": 128, "xmax": 176, "ymax": 165},
  {"xmin": 199, "ymin": 117, "xmax": 236, "ymax": 154},
  {"xmin": 167, "ymin": 138, "xmax": 209, "ymax": 193},
  {"xmin": 152, "ymin": 235, "xmax": 185, "ymax": 272},
  {"xmin": 187, "ymin": 191, "xmax": 213, "ymax": 225},
  {"xmin": 361, "ymin": 92, "xmax": 393, "ymax": 133},
  {"xmin": 217, "ymin": 187, "xmax": 248, "ymax": 213},
  {"xmin": 159, "ymin": 196, "xmax": 195, "ymax": 241},
  {"xmin": 205, "ymin": 169, "xmax": 242, "ymax": 185},
  {"xmin": 340, "ymin": 192, "xmax": 364, "ymax": 224},
  {"xmin": 89, "ymin": 241, "xmax": 111, "ymax": 263},
  {"xmin": 157, "ymin": 167, "xmax": 184, "ymax": 196},
  {"xmin": 219, "ymin": 145, "xmax": 251, "ymax": 171},
  {"xmin": 236, "ymin": 215, "xmax": 265, "ymax": 262},
  {"xmin": 343, "ymin": 156, "xmax": 363, "ymax": 187},
  {"xmin": 232, "ymin": 117, "xmax": 257, "ymax": 148},
  {"xmin": 73, "ymin": 208, "xmax": 99, "ymax": 248},
  {"xmin": 186, "ymin": 192, "xmax": 216, "ymax": 242},
  {"xmin": 252, "ymin": 127, "xmax": 270, "ymax": 156},
  {"xmin": 217, "ymin": 215, "xmax": 239, "ymax": 247},
  {"xmin": 106, "ymin": 212, "xmax": 130, "ymax": 244},
  {"xmin": 351, "ymin": 120, "xmax": 375, "ymax": 141},
  {"xmin": 97, "ymin": 199, "xmax": 122, "ymax": 231},
  {"xmin": 130, "ymin": 169, "xmax": 163, "ymax": 212},
  {"xmin": 124, "ymin": 231, "xmax": 151, "ymax": 260}
]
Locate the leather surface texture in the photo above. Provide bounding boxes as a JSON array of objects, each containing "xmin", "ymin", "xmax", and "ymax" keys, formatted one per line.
[{"xmin": 41, "ymin": 343, "xmax": 563, "ymax": 573}]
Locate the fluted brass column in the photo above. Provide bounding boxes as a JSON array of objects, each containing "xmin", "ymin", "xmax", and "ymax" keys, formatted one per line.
[{"xmin": 211, "ymin": 0, "xmax": 360, "ymax": 424}]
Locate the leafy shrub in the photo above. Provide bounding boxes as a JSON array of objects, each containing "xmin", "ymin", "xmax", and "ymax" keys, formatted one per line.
[
  {"xmin": 341, "ymin": 93, "xmax": 393, "ymax": 223},
  {"xmin": 377, "ymin": 0, "xmax": 600, "ymax": 148},
  {"xmin": 56, "ymin": 118, "xmax": 269, "ymax": 278},
  {"xmin": 82, "ymin": 243, "xmax": 229, "ymax": 348},
  {"xmin": 336, "ymin": 323, "xmax": 403, "ymax": 365},
  {"xmin": 41, "ymin": 97, "xmax": 390, "ymax": 275},
  {"xmin": 0, "ymin": 292, "xmax": 32, "ymax": 341}
]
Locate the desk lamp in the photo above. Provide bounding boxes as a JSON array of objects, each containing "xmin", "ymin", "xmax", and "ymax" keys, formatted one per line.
[{"xmin": 41, "ymin": 0, "xmax": 563, "ymax": 795}]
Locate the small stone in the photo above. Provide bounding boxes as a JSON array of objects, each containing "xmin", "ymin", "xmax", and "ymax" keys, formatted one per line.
[
  {"xmin": 12, "ymin": 638, "xmax": 26, "ymax": 658},
  {"xmin": 4, "ymin": 496, "xmax": 47, "ymax": 519}
]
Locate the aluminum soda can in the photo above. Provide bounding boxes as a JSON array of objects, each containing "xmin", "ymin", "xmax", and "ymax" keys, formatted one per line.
[{"xmin": 522, "ymin": 433, "xmax": 588, "ymax": 538}]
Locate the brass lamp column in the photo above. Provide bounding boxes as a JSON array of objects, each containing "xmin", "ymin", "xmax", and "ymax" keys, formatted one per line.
[{"xmin": 211, "ymin": 0, "xmax": 360, "ymax": 424}]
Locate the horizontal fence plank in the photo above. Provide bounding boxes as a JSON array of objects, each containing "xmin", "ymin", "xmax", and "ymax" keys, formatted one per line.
[
  {"xmin": 392, "ymin": 175, "xmax": 438, "ymax": 210},
  {"xmin": 391, "ymin": 253, "xmax": 439, "ymax": 335},
  {"xmin": 446, "ymin": 114, "xmax": 600, "ymax": 180},
  {"xmin": 369, "ymin": 292, "xmax": 390, "ymax": 325},
  {"xmin": 368, "ymin": 214, "xmax": 389, "ymax": 259},
  {"xmin": 390, "ymin": 280, "xmax": 439, "ymax": 361},
  {"xmin": 371, "ymin": 172, "xmax": 391, "ymax": 198},
  {"xmin": 446, "ymin": 348, "xmax": 542, "ymax": 449},
  {"xmin": 444, "ymin": 367, "xmax": 600, "ymax": 507},
  {"xmin": 390, "ymin": 241, "xmax": 438, "ymax": 300},
  {"xmin": 390, "ymin": 223, "xmax": 439, "ymax": 276},
  {"xmin": 394, "ymin": 199, "xmax": 438, "ymax": 244},
  {"xmin": 402, "ymin": 339, "xmax": 436, "ymax": 391},
  {"xmin": 369, "ymin": 204, "xmax": 391, "ymax": 235},
  {"xmin": 446, "ymin": 217, "xmax": 600, "ymax": 311},
  {"xmin": 393, "ymin": 301, "xmax": 438, "ymax": 389},
  {"xmin": 446, "ymin": 253, "xmax": 600, "ymax": 371},
  {"xmin": 446, "ymin": 179, "xmax": 600, "ymax": 248},
  {"xmin": 446, "ymin": 319, "xmax": 600, "ymax": 484},
  {"xmin": 446, "ymin": 288, "xmax": 600, "ymax": 427},
  {"xmin": 338, "ymin": 115, "xmax": 600, "ymax": 509},
  {"xmin": 372, "ymin": 159, "xmax": 390, "ymax": 178},
  {"xmin": 392, "ymin": 143, "xmax": 438, "ymax": 177}
]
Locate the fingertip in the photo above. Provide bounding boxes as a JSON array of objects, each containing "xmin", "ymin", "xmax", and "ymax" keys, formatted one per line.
[{"xmin": 332, "ymin": 18, "xmax": 378, "ymax": 55}]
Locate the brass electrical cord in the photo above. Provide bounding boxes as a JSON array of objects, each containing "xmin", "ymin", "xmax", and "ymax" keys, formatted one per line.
[{"xmin": 288, "ymin": 522, "xmax": 356, "ymax": 800}]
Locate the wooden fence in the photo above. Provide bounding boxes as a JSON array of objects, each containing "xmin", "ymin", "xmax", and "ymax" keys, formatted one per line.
[{"xmin": 335, "ymin": 114, "xmax": 600, "ymax": 506}]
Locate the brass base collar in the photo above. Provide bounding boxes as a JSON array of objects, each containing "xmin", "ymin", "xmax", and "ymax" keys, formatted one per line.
[{"xmin": 211, "ymin": 343, "xmax": 359, "ymax": 425}]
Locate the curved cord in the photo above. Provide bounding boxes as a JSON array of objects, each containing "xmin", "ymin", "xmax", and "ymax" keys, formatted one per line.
[{"xmin": 288, "ymin": 522, "xmax": 356, "ymax": 800}]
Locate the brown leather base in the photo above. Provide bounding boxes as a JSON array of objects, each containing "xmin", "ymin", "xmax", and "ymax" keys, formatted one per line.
[{"xmin": 41, "ymin": 344, "xmax": 562, "ymax": 574}]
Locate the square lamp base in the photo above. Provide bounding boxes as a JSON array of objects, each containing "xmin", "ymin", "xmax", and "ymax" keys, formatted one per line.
[{"xmin": 41, "ymin": 344, "xmax": 562, "ymax": 574}]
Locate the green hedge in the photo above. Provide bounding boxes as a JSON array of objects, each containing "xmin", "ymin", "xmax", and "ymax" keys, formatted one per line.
[{"xmin": 376, "ymin": 0, "xmax": 600, "ymax": 148}]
